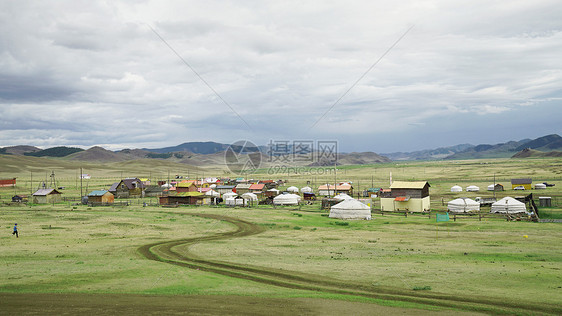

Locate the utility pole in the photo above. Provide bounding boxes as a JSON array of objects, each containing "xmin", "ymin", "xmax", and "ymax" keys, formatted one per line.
[
  {"xmin": 493, "ymin": 173, "xmax": 496, "ymax": 200},
  {"xmin": 80, "ymin": 167, "xmax": 83, "ymax": 198},
  {"xmin": 334, "ymin": 160, "xmax": 337, "ymax": 197}
]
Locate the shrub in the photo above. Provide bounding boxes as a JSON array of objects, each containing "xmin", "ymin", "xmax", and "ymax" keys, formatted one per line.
[{"xmin": 413, "ymin": 286, "xmax": 432, "ymax": 291}]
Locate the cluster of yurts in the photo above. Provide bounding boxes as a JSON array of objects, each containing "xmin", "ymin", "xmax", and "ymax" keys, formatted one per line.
[
  {"xmin": 449, "ymin": 185, "xmax": 529, "ymax": 214},
  {"xmin": 223, "ymin": 185, "xmax": 372, "ymax": 221}
]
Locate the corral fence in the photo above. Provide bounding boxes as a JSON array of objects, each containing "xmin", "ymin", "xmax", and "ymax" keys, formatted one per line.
[{"xmin": 370, "ymin": 209, "xmax": 537, "ymax": 222}]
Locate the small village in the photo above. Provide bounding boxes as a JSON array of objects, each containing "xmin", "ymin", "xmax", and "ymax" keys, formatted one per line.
[{"xmin": 3, "ymin": 172, "xmax": 555, "ymax": 223}]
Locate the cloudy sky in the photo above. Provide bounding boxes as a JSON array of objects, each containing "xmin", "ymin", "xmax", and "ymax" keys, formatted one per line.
[{"xmin": 1, "ymin": 1, "xmax": 561, "ymax": 153}]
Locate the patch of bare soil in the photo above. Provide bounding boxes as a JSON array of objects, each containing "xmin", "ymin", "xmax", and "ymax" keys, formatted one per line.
[{"xmin": 0, "ymin": 293, "xmax": 482, "ymax": 315}]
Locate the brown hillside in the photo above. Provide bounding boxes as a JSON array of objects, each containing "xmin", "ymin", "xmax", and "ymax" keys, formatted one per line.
[
  {"xmin": 67, "ymin": 146, "xmax": 127, "ymax": 162},
  {"xmin": 512, "ymin": 148, "xmax": 562, "ymax": 158},
  {"xmin": 3, "ymin": 145, "xmax": 42, "ymax": 155}
]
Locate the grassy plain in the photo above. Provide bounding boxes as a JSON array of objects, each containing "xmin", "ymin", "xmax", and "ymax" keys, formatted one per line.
[{"xmin": 1, "ymin": 155, "xmax": 562, "ymax": 314}]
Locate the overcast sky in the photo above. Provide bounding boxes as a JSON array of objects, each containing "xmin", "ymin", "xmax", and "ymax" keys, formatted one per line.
[{"xmin": 1, "ymin": 1, "xmax": 561, "ymax": 153}]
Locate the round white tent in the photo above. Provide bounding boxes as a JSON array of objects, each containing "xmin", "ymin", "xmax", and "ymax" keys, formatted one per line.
[
  {"xmin": 487, "ymin": 184, "xmax": 495, "ymax": 191},
  {"xmin": 222, "ymin": 192, "xmax": 237, "ymax": 199},
  {"xmin": 448, "ymin": 198, "xmax": 480, "ymax": 213},
  {"xmin": 491, "ymin": 197, "xmax": 527, "ymax": 214},
  {"xmin": 241, "ymin": 192, "xmax": 258, "ymax": 201},
  {"xmin": 161, "ymin": 183, "xmax": 173, "ymax": 189},
  {"xmin": 534, "ymin": 183, "xmax": 546, "ymax": 190},
  {"xmin": 300, "ymin": 186, "xmax": 313, "ymax": 193},
  {"xmin": 273, "ymin": 193, "xmax": 301, "ymax": 205},
  {"xmin": 329, "ymin": 199, "xmax": 371, "ymax": 220},
  {"xmin": 286, "ymin": 186, "xmax": 299, "ymax": 193},
  {"xmin": 451, "ymin": 185, "xmax": 462, "ymax": 192},
  {"xmin": 209, "ymin": 184, "xmax": 217, "ymax": 189},
  {"xmin": 466, "ymin": 185, "xmax": 480, "ymax": 192},
  {"xmin": 334, "ymin": 193, "xmax": 354, "ymax": 201},
  {"xmin": 205, "ymin": 189, "xmax": 221, "ymax": 198},
  {"xmin": 225, "ymin": 197, "xmax": 244, "ymax": 206}
]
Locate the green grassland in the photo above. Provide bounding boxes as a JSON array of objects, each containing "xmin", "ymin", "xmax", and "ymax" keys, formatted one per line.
[{"xmin": 1, "ymin": 156, "xmax": 562, "ymax": 314}]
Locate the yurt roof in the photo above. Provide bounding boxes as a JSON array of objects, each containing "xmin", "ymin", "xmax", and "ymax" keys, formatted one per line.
[
  {"xmin": 492, "ymin": 197, "xmax": 525, "ymax": 206},
  {"xmin": 300, "ymin": 186, "xmax": 313, "ymax": 193},
  {"xmin": 451, "ymin": 185, "xmax": 462, "ymax": 192},
  {"xmin": 331, "ymin": 199, "xmax": 370, "ymax": 210},
  {"xmin": 286, "ymin": 186, "xmax": 299, "ymax": 192},
  {"xmin": 273, "ymin": 193, "xmax": 301, "ymax": 204},
  {"xmin": 334, "ymin": 193, "xmax": 354, "ymax": 201},
  {"xmin": 205, "ymin": 189, "xmax": 221, "ymax": 197},
  {"xmin": 223, "ymin": 192, "xmax": 238, "ymax": 198},
  {"xmin": 491, "ymin": 197, "xmax": 527, "ymax": 213},
  {"xmin": 448, "ymin": 197, "xmax": 480, "ymax": 207},
  {"xmin": 241, "ymin": 192, "xmax": 258, "ymax": 200}
]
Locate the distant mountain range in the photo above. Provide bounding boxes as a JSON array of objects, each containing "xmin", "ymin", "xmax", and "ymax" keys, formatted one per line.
[
  {"xmin": 1, "ymin": 134, "xmax": 560, "ymax": 164},
  {"xmin": 382, "ymin": 134, "xmax": 562, "ymax": 160},
  {"xmin": 143, "ymin": 142, "xmax": 230, "ymax": 155}
]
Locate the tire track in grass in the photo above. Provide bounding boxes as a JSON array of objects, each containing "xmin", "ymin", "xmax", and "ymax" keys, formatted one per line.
[{"xmin": 138, "ymin": 213, "xmax": 560, "ymax": 315}]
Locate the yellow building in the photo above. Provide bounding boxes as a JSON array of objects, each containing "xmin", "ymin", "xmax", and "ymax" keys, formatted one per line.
[
  {"xmin": 380, "ymin": 181, "xmax": 430, "ymax": 212},
  {"xmin": 511, "ymin": 178, "xmax": 532, "ymax": 190}
]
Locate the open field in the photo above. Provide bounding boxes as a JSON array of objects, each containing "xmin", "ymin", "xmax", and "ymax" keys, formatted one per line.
[{"xmin": 1, "ymin": 156, "xmax": 562, "ymax": 314}]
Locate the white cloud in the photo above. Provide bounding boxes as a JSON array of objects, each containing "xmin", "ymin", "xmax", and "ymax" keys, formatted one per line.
[{"xmin": 0, "ymin": 0, "xmax": 561, "ymax": 152}]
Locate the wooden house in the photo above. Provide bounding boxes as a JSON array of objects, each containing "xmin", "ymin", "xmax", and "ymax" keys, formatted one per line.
[
  {"xmin": 249, "ymin": 183, "xmax": 265, "ymax": 193},
  {"xmin": 488, "ymin": 183, "xmax": 504, "ymax": 191},
  {"xmin": 380, "ymin": 181, "xmax": 430, "ymax": 212},
  {"xmin": 110, "ymin": 178, "xmax": 145, "ymax": 198},
  {"xmin": 32, "ymin": 188, "xmax": 62, "ymax": 204},
  {"xmin": 176, "ymin": 181, "xmax": 197, "ymax": 193},
  {"xmin": 88, "ymin": 190, "xmax": 114, "ymax": 205},
  {"xmin": 216, "ymin": 185, "xmax": 236, "ymax": 195},
  {"xmin": 511, "ymin": 178, "xmax": 532, "ymax": 190},
  {"xmin": 0, "ymin": 178, "xmax": 16, "ymax": 187},
  {"xmin": 145, "ymin": 185, "xmax": 165, "ymax": 197},
  {"xmin": 159, "ymin": 192, "xmax": 206, "ymax": 205},
  {"xmin": 318, "ymin": 183, "xmax": 353, "ymax": 196},
  {"xmin": 235, "ymin": 183, "xmax": 252, "ymax": 194},
  {"xmin": 259, "ymin": 180, "xmax": 277, "ymax": 189},
  {"xmin": 194, "ymin": 180, "xmax": 210, "ymax": 188}
]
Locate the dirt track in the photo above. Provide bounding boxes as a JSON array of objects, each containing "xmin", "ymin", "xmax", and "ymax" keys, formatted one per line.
[{"xmin": 138, "ymin": 212, "xmax": 561, "ymax": 315}]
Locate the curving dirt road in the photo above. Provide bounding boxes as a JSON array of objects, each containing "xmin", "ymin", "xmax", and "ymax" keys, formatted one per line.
[{"xmin": 138, "ymin": 212, "xmax": 561, "ymax": 315}]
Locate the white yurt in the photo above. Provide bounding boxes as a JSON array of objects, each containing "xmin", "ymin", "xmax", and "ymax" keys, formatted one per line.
[
  {"xmin": 222, "ymin": 192, "xmax": 238, "ymax": 199},
  {"xmin": 451, "ymin": 185, "xmax": 462, "ymax": 192},
  {"xmin": 466, "ymin": 185, "xmax": 480, "ymax": 192},
  {"xmin": 205, "ymin": 189, "xmax": 221, "ymax": 198},
  {"xmin": 491, "ymin": 197, "xmax": 527, "ymax": 214},
  {"xmin": 209, "ymin": 184, "xmax": 217, "ymax": 189},
  {"xmin": 448, "ymin": 198, "xmax": 480, "ymax": 213},
  {"xmin": 329, "ymin": 199, "xmax": 371, "ymax": 220},
  {"xmin": 273, "ymin": 193, "xmax": 301, "ymax": 205},
  {"xmin": 161, "ymin": 183, "xmax": 173, "ymax": 189},
  {"xmin": 534, "ymin": 183, "xmax": 547, "ymax": 190},
  {"xmin": 487, "ymin": 184, "xmax": 495, "ymax": 191},
  {"xmin": 334, "ymin": 193, "xmax": 354, "ymax": 201},
  {"xmin": 300, "ymin": 186, "xmax": 313, "ymax": 193},
  {"xmin": 225, "ymin": 197, "xmax": 244, "ymax": 206},
  {"xmin": 286, "ymin": 186, "xmax": 299, "ymax": 193},
  {"xmin": 241, "ymin": 192, "xmax": 258, "ymax": 201}
]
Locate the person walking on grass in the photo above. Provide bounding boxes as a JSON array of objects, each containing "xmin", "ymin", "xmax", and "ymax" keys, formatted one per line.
[{"xmin": 12, "ymin": 223, "xmax": 18, "ymax": 238}]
